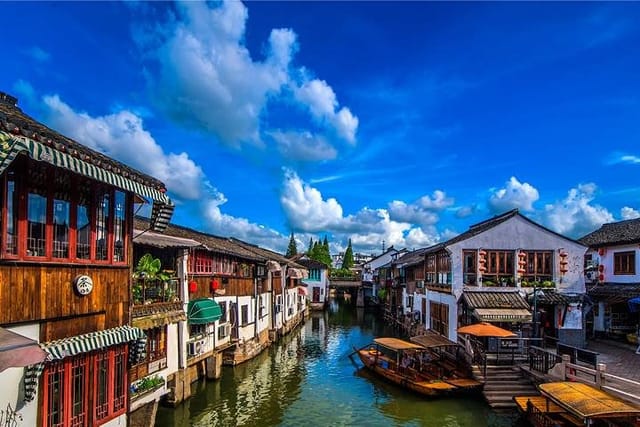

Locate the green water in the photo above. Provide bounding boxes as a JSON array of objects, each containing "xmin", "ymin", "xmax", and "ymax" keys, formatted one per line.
[{"xmin": 156, "ymin": 299, "xmax": 518, "ymax": 426}]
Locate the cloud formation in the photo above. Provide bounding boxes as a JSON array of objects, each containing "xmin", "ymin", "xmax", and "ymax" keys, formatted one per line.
[
  {"xmin": 43, "ymin": 94, "xmax": 206, "ymax": 201},
  {"xmin": 488, "ymin": 176, "xmax": 539, "ymax": 213},
  {"xmin": 621, "ymin": 206, "xmax": 640, "ymax": 220},
  {"xmin": 543, "ymin": 183, "xmax": 614, "ymax": 237},
  {"xmin": 139, "ymin": 0, "xmax": 357, "ymax": 156}
]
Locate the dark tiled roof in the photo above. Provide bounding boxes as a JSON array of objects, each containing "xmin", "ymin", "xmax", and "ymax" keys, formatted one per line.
[
  {"xmin": 579, "ymin": 218, "xmax": 640, "ymax": 247},
  {"xmin": 0, "ymin": 92, "xmax": 167, "ymax": 192},
  {"xmin": 462, "ymin": 289, "xmax": 530, "ymax": 309},
  {"xmin": 394, "ymin": 248, "xmax": 427, "ymax": 267},
  {"xmin": 434, "ymin": 209, "xmax": 582, "ymax": 250},
  {"xmin": 228, "ymin": 238, "xmax": 306, "ymax": 269},
  {"xmin": 587, "ymin": 283, "xmax": 640, "ymax": 303},
  {"xmin": 134, "ymin": 217, "xmax": 265, "ymax": 262}
]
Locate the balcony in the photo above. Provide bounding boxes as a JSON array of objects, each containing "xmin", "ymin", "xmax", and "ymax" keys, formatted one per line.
[
  {"xmin": 132, "ymin": 277, "xmax": 181, "ymax": 306},
  {"xmin": 425, "ymin": 282, "xmax": 452, "ymax": 293}
]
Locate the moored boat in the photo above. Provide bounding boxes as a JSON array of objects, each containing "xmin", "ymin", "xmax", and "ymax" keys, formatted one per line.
[
  {"xmin": 354, "ymin": 337, "xmax": 483, "ymax": 397},
  {"xmin": 514, "ymin": 381, "xmax": 640, "ymax": 427}
]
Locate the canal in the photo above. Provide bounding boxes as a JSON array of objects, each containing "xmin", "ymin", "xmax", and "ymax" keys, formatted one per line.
[{"xmin": 156, "ymin": 299, "xmax": 517, "ymax": 426}]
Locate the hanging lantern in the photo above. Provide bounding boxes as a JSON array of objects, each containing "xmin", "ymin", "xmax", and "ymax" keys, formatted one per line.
[
  {"xmin": 598, "ymin": 265, "xmax": 604, "ymax": 273},
  {"xmin": 188, "ymin": 280, "xmax": 198, "ymax": 293},
  {"xmin": 210, "ymin": 279, "xmax": 219, "ymax": 292},
  {"xmin": 598, "ymin": 248, "xmax": 606, "ymax": 256},
  {"xmin": 598, "ymin": 274, "xmax": 605, "ymax": 282}
]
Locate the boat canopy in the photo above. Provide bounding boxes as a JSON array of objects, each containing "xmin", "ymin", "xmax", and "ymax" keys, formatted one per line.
[
  {"xmin": 374, "ymin": 337, "xmax": 424, "ymax": 351},
  {"xmin": 410, "ymin": 332, "xmax": 458, "ymax": 348},
  {"xmin": 457, "ymin": 322, "xmax": 517, "ymax": 338},
  {"xmin": 539, "ymin": 382, "xmax": 640, "ymax": 419}
]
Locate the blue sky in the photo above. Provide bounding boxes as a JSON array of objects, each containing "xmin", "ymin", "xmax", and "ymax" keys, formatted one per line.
[{"xmin": 2, "ymin": 1, "xmax": 640, "ymax": 255}]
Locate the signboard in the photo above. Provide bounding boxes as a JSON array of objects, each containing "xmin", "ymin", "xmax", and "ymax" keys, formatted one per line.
[{"xmin": 73, "ymin": 275, "xmax": 93, "ymax": 296}]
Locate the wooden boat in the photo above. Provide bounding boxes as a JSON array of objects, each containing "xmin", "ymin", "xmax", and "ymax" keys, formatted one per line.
[
  {"xmin": 514, "ymin": 381, "xmax": 640, "ymax": 426},
  {"xmin": 354, "ymin": 337, "xmax": 483, "ymax": 397},
  {"xmin": 410, "ymin": 331, "xmax": 476, "ymax": 386}
]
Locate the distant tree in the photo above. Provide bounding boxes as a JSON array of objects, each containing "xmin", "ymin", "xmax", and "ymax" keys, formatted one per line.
[
  {"xmin": 341, "ymin": 238, "xmax": 354, "ymax": 270},
  {"xmin": 307, "ymin": 237, "xmax": 314, "ymax": 255},
  {"xmin": 310, "ymin": 238, "xmax": 332, "ymax": 269},
  {"xmin": 285, "ymin": 232, "xmax": 298, "ymax": 258}
]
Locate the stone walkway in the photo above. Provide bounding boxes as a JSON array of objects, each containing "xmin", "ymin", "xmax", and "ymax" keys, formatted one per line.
[{"xmin": 585, "ymin": 338, "xmax": 640, "ymax": 381}]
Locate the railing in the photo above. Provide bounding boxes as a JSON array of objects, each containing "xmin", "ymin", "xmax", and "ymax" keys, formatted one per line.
[
  {"xmin": 329, "ymin": 272, "xmax": 362, "ymax": 281},
  {"xmin": 557, "ymin": 343, "xmax": 598, "ymax": 367},
  {"xmin": 529, "ymin": 346, "xmax": 562, "ymax": 374},
  {"xmin": 486, "ymin": 337, "xmax": 543, "ymax": 365},
  {"xmin": 132, "ymin": 278, "xmax": 181, "ymax": 305},
  {"xmin": 526, "ymin": 400, "xmax": 556, "ymax": 427},
  {"xmin": 425, "ymin": 282, "xmax": 452, "ymax": 293}
]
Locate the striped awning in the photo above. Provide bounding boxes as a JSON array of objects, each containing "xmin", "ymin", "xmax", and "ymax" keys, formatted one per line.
[
  {"xmin": 0, "ymin": 132, "xmax": 174, "ymax": 231},
  {"xmin": 23, "ymin": 325, "xmax": 147, "ymax": 402}
]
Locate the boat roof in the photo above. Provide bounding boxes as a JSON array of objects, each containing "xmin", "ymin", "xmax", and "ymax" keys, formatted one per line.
[
  {"xmin": 539, "ymin": 382, "xmax": 640, "ymax": 419},
  {"xmin": 374, "ymin": 337, "xmax": 424, "ymax": 351},
  {"xmin": 410, "ymin": 332, "xmax": 459, "ymax": 348}
]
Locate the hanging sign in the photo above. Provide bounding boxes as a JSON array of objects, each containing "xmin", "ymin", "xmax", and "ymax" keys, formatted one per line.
[{"xmin": 73, "ymin": 275, "xmax": 94, "ymax": 296}]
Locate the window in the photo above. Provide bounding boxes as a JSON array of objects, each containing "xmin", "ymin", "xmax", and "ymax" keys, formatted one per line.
[
  {"xmin": 309, "ymin": 269, "xmax": 320, "ymax": 280},
  {"xmin": 481, "ymin": 250, "xmax": 515, "ymax": 286},
  {"xmin": 2, "ymin": 160, "xmax": 130, "ymax": 263},
  {"xmin": 190, "ymin": 323, "xmax": 207, "ymax": 338},
  {"xmin": 521, "ymin": 250, "xmax": 553, "ymax": 283},
  {"xmin": 426, "ymin": 254, "xmax": 436, "ymax": 284},
  {"xmin": 241, "ymin": 304, "xmax": 249, "ymax": 326},
  {"xmin": 219, "ymin": 301, "xmax": 228, "ymax": 323},
  {"xmin": 614, "ymin": 251, "xmax": 635, "ymax": 275},
  {"xmin": 430, "ymin": 302, "xmax": 449, "ymax": 336},
  {"xmin": 41, "ymin": 346, "xmax": 127, "ymax": 427},
  {"xmin": 463, "ymin": 250, "xmax": 477, "ymax": 286},
  {"xmin": 145, "ymin": 327, "xmax": 167, "ymax": 365}
]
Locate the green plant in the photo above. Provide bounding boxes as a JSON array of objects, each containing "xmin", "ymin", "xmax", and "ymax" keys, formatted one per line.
[{"xmin": 131, "ymin": 374, "xmax": 165, "ymax": 396}]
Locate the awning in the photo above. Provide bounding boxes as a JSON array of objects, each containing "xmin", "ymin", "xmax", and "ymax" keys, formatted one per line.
[
  {"xmin": 187, "ymin": 298, "xmax": 222, "ymax": 325},
  {"xmin": 410, "ymin": 331, "xmax": 459, "ymax": 348},
  {"xmin": 473, "ymin": 308, "xmax": 532, "ymax": 323},
  {"xmin": 0, "ymin": 132, "xmax": 174, "ymax": 231},
  {"xmin": 23, "ymin": 325, "xmax": 147, "ymax": 402},
  {"xmin": 133, "ymin": 229, "xmax": 202, "ymax": 249},
  {"xmin": 457, "ymin": 322, "xmax": 517, "ymax": 337},
  {"xmin": 0, "ymin": 328, "xmax": 47, "ymax": 372}
]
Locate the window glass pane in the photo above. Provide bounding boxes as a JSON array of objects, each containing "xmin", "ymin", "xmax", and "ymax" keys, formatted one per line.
[
  {"xmin": 46, "ymin": 363, "xmax": 64, "ymax": 427},
  {"xmin": 114, "ymin": 347, "xmax": 127, "ymax": 412},
  {"xmin": 5, "ymin": 172, "xmax": 17, "ymax": 255},
  {"xmin": 75, "ymin": 180, "xmax": 92, "ymax": 260},
  {"xmin": 95, "ymin": 190, "xmax": 110, "ymax": 261},
  {"xmin": 52, "ymin": 199, "xmax": 70, "ymax": 258},
  {"xmin": 27, "ymin": 193, "xmax": 47, "ymax": 257},
  {"xmin": 71, "ymin": 357, "xmax": 87, "ymax": 425},
  {"xmin": 113, "ymin": 191, "xmax": 126, "ymax": 262},
  {"xmin": 95, "ymin": 353, "xmax": 109, "ymax": 420}
]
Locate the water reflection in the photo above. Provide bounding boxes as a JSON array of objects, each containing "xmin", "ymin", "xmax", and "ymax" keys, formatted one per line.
[{"xmin": 156, "ymin": 298, "xmax": 516, "ymax": 426}]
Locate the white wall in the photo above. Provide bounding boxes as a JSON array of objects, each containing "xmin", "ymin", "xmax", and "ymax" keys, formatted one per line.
[
  {"xmin": 596, "ymin": 244, "xmax": 640, "ymax": 284},
  {"xmin": 0, "ymin": 323, "xmax": 40, "ymax": 427},
  {"xmin": 256, "ymin": 292, "xmax": 271, "ymax": 335},
  {"xmin": 447, "ymin": 215, "xmax": 587, "ymax": 296}
]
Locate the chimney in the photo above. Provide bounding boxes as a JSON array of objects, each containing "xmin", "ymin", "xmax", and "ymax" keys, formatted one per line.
[{"xmin": 0, "ymin": 92, "xmax": 18, "ymax": 107}]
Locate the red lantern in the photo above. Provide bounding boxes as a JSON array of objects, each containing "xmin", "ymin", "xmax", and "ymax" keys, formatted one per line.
[
  {"xmin": 598, "ymin": 265, "xmax": 604, "ymax": 273},
  {"xmin": 210, "ymin": 279, "xmax": 219, "ymax": 292},
  {"xmin": 598, "ymin": 274, "xmax": 605, "ymax": 282},
  {"xmin": 188, "ymin": 280, "xmax": 198, "ymax": 293},
  {"xmin": 598, "ymin": 248, "xmax": 606, "ymax": 256}
]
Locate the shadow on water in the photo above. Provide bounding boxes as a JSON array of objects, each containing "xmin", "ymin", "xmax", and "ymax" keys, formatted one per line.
[{"xmin": 156, "ymin": 297, "xmax": 518, "ymax": 426}]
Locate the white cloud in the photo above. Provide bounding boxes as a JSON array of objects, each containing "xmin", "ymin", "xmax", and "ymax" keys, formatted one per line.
[
  {"xmin": 202, "ymin": 193, "xmax": 286, "ymax": 251},
  {"xmin": 279, "ymin": 170, "xmax": 449, "ymax": 253},
  {"xmin": 42, "ymin": 94, "xmax": 206, "ymax": 201},
  {"xmin": 293, "ymin": 79, "xmax": 358, "ymax": 143},
  {"xmin": 139, "ymin": 1, "xmax": 357, "ymax": 151},
  {"xmin": 25, "ymin": 46, "xmax": 50, "ymax": 62},
  {"xmin": 543, "ymin": 183, "xmax": 614, "ymax": 237},
  {"xmin": 419, "ymin": 190, "xmax": 454, "ymax": 211},
  {"xmin": 621, "ymin": 206, "xmax": 640, "ymax": 220},
  {"xmin": 280, "ymin": 169, "xmax": 344, "ymax": 232},
  {"xmin": 488, "ymin": 176, "xmax": 539, "ymax": 213},
  {"xmin": 387, "ymin": 200, "xmax": 439, "ymax": 226},
  {"xmin": 455, "ymin": 205, "xmax": 476, "ymax": 218},
  {"xmin": 269, "ymin": 130, "xmax": 337, "ymax": 161}
]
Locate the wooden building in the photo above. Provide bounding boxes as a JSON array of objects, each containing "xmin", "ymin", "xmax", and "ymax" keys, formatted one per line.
[{"xmin": 0, "ymin": 92, "xmax": 174, "ymax": 426}]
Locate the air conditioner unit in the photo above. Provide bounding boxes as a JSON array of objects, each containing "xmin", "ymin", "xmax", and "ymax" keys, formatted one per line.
[
  {"xmin": 586, "ymin": 271, "xmax": 597, "ymax": 282},
  {"xmin": 416, "ymin": 280, "xmax": 425, "ymax": 288},
  {"xmin": 218, "ymin": 323, "xmax": 232, "ymax": 339},
  {"xmin": 187, "ymin": 339, "xmax": 206, "ymax": 357}
]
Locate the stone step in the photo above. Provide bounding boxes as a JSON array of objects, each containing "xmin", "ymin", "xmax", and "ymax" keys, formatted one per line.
[
  {"xmin": 484, "ymin": 389, "xmax": 538, "ymax": 397},
  {"xmin": 484, "ymin": 384, "xmax": 536, "ymax": 391}
]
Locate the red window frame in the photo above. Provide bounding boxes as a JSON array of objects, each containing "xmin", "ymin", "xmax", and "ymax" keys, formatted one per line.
[
  {"xmin": 0, "ymin": 158, "xmax": 131, "ymax": 264},
  {"xmin": 41, "ymin": 345, "xmax": 128, "ymax": 427}
]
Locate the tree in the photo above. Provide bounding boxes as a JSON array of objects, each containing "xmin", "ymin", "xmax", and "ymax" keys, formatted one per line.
[
  {"xmin": 307, "ymin": 237, "xmax": 314, "ymax": 255},
  {"xmin": 285, "ymin": 232, "xmax": 298, "ymax": 258},
  {"xmin": 341, "ymin": 238, "xmax": 354, "ymax": 270}
]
